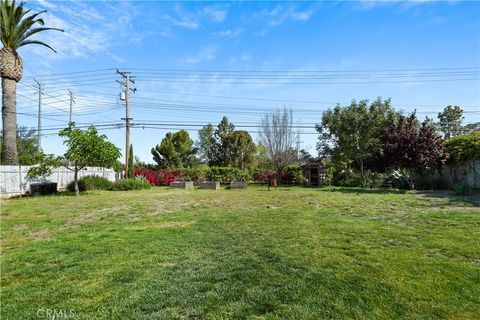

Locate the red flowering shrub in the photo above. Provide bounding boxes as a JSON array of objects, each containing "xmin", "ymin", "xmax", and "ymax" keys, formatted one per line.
[
  {"xmin": 254, "ymin": 172, "xmax": 277, "ymax": 183},
  {"xmin": 134, "ymin": 169, "xmax": 159, "ymax": 186},
  {"xmin": 159, "ymin": 170, "xmax": 181, "ymax": 186}
]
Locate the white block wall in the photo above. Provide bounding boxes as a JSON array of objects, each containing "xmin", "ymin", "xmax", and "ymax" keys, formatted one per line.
[{"xmin": 0, "ymin": 165, "xmax": 118, "ymax": 197}]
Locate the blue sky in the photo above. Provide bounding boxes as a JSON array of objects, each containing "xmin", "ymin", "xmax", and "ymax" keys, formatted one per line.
[{"xmin": 10, "ymin": 0, "xmax": 480, "ymax": 162}]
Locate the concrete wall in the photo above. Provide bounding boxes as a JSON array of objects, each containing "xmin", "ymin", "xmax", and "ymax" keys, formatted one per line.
[{"xmin": 0, "ymin": 165, "xmax": 118, "ymax": 197}]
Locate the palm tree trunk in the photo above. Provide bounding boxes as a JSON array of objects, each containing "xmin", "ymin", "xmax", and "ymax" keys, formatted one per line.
[{"xmin": 1, "ymin": 77, "xmax": 19, "ymax": 165}]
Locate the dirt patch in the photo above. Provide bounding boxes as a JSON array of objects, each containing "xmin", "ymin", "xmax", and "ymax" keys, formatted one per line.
[
  {"xmin": 12, "ymin": 224, "xmax": 28, "ymax": 232},
  {"xmin": 152, "ymin": 199, "xmax": 202, "ymax": 215},
  {"xmin": 125, "ymin": 220, "xmax": 196, "ymax": 231},
  {"xmin": 412, "ymin": 190, "xmax": 480, "ymax": 207},
  {"xmin": 63, "ymin": 204, "xmax": 130, "ymax": 227},
  {"xmin": 29, "ymin": 229, "xmax": 51, "ymax": 241}
]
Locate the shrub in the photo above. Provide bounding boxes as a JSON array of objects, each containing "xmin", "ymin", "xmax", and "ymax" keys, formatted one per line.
[
  {"xmin": 159, "ymin": 170, "xmax": 180, "ymax": 186},
  {"xmin": 445, "ymin": 131, "xmax": 480, "ymax": 164},
  {"xmin": 134, "ymin": 169, "xmax": 159, "ymax": 186},
  {"xmin": 281, "ymin": 164, "xmax": 306, "ymax": 185},
  {"xmin": 66, "ymin": 175, "xmax": 113, "ymax": 192},
  {"xmin": 110, "ymin": 177, "xmax": 151, "ymax": 191},
  {"xmin": 179, "ymin": 167, "xmax": 208, "ymax": 184},
  {"xmin": 206, "ymin": 167, "xmax": 251, "ymax": 184},
  {"xmin": 254, "ymin": 172, "xmax": 276, "ymax": 184},
  {"xmin": 335, "ymin": 171, "xmax": 375, "ymax": 188},
  {"xmin": 453, "ymin": 182, "xmax": 471, "ymax": 195}
]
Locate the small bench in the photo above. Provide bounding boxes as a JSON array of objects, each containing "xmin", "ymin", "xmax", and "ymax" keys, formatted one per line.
[
  {"xmin": 200, "ymin": 181, "xmax": 220, "ymax": 190},
  {"xmin": 169, "ymin": 181, "xmax": 193, "ymax": 189}
]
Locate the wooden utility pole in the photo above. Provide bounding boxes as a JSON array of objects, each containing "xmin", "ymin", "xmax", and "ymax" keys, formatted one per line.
[
  {"xmin": 116, "ymin": 69, "xmax": 136, "ymax": 178},
  {"xmin": 34, "ymin": 79, "xmax": 44, "ymax": 152},
  {"xmin": 68, "ymin": 89, "xmax": 75, "ymax": 124}
]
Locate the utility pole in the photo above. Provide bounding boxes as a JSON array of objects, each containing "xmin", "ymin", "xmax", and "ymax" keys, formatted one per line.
[
  {"xmin": 116, "ymin": 69, "xmax": 136, "ymax": 178},
  {"xmin": 34, "ymin": 79, "xmax": 44, "ymax": 152},
  {"xmin": 68, "ymin": 89, "xmax": 75, "ymax": 124}
]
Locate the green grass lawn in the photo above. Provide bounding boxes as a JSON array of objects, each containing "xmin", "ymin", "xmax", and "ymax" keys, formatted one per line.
[{"xmin": 1, "ymin": 186, "xmax": 479, "ymax": 319}]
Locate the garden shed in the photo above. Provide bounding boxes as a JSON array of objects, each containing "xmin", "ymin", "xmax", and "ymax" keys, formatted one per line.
[{"xmin": 302, "ymin": 162, "xmax": 326, "ymax": 186}]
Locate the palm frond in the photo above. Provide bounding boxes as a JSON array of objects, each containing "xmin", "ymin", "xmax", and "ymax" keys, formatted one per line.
[
  {"xmin": 0, "ymin": 0, "xmax": 62, "ymax": 51},
  {"xmin": 16, "ymin": 39, "xmax": 57, "ymax": 52},
  {"xmin": 15, "ymin": 27, "xmax": 63, "ymax": 47}
]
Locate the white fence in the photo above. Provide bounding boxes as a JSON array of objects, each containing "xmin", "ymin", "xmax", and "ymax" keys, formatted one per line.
[{"xmin": 0, "ymin": 165, "xmax": 118, "ymax": 197}]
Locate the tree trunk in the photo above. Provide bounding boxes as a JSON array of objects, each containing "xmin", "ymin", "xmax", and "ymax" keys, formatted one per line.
[
  {"xmin": 1, "ymin": 77, "xmax": 19, "ymax": 165},
  {"xmin": 74, "ymin": 164, "xmax": 80, "ymax": 197},
  {"xmin": 409, "ymin": 169, "xmax": 416, "ymax": 190}
]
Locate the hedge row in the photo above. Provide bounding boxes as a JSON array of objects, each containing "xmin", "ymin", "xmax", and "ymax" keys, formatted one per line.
[{"xmin": 132, "ymin": 165, "xmax": 306, "ymax": 186}]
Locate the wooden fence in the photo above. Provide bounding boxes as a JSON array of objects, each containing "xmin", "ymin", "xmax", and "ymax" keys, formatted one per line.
[{"xmin": 437, "ymin": 160, "xmax": 480, "ymax": 189}]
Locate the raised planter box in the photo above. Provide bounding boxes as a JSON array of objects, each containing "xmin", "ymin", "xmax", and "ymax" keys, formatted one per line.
[
  {"xmin": 169, "ymin": 181, "xmax": 193, "ymax": 189},
  {"xmin": 29, "ymin": 182, "xmax": 58, "ymax": 196},
  {"xmin": 230, "ymin": 181, "xmax": 247, "ymax": 189},
  {"xmin": 200, "ymin": 181, "xmax": 220, "ymax": 190}
]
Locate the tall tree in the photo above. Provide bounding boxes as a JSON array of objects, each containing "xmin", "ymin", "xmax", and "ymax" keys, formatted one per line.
[
  {"xmin": 228, "ymin": 130, "xmax": 256, "ymax": 169},
  {"xmin": 213, "ymin": 116, "xmax": 236, "ymax": 166},
  {"xmin": 259, "ymin": 106, "xmax": 299, "ymax": 175},
  {"xmin": 437, "ymin": 105, "xmax": 464, "ymax": 139},
  {"xmin": 196, "ymin": 124, "xmax": 216, "ymax": 165},
  {"xmin": 381, "ymin": 113, "xmax": 447, "ymax": 190},
  {"xmin": 1, "ymin": 0, "xmax": 63, "ymax": 164},
  {"xmin": 462, "ymin": 122, "xmax": 480, "ymax": 135},
  {"xmin": 316, "ymin": 98, "xmax": 397, "ymax": 175},
  {"xmin": 151, "ymin": 130, "xmax": 197, "ymax": 169}
]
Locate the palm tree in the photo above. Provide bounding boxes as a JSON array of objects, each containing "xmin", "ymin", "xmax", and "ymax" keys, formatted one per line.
[{"xmin": 0, "ymin": 0, "xmax": 63, "ymax": 164}]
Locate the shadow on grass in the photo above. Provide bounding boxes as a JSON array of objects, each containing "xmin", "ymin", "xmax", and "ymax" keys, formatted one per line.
[
  {"xmin": 413, "ymin": 190, "xmax": 480, "ymax": 207},
  {"xmin": 325, "ymin": 187, "xmax": 409, "ymax": 195}
]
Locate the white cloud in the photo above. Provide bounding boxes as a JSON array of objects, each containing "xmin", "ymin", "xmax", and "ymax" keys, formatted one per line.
[
  {"xmin": 203, "ymin": 6, "xmax": 228, "ymax": 22},
  {"xmin": 21, "ymin": 2, "xmax": 143, "ymax": 61},
  {"xmin": 162, "ymin": 14, "xmax": 199, "ymax": 29},
  {"xmin": 255, "ymin": 5, "xmax": 317, "ymax": 26},
  {"xmin": 213, "ymin": 28, "xmax": 244, "ymax": 38},
  {"xmin": 35, "ymin": 0, "xmax": 56, "ymax": 9},
  {"xmin": 184, "ymin": 46, "xmax": 217, "ymax": 64}
]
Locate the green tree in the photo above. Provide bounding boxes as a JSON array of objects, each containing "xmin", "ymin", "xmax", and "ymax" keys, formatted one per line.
[
  {"xmin": 228, "ymin": 130, "xmax": 256, "ymax": 169},
  {"xmin": 196, "ymin": 124, "xmax": 216, "ymax": 165},
  {"xmin": 28, "ymin": 123, "xmax": 121, "ymax": 196},
  {"xmin": 61, "ymin": 124, "xmax": 121, "ymax": 195},
  {"xmin": 437, "ymin": 105, "xmax": 464, "ymax": 139},
  {"xmin": 444, "ymin": 131, "xmax": 480, "ymax": 164},
  {"xmin": 462, "ymin": 122, "xmax": 480, "ymax": 135},
  {"xmin": 316, "ymin": 98, "xmax": 397, "ymax": 175},
  {"xmin": 0, "ymin": 126, "xmax": 38, "ymax": 165},
  {"xmin": 199, "ymin": 117, "xmax": 256, "ymax": 169},
  {"xmin": 213, "ymin": 116, "xmax": 236, "ymax": 166},
  {"xmin": 1, "ymin": 0, "xmax": 63, "ymax": 164},
  {"xmin": 151, "ymin": 130, "xmax": 197, "ymax": 169}
]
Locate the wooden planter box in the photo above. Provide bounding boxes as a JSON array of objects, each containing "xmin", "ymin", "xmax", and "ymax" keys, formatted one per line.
[
  {"xmin": 169, "ymin": 181, "xmax": 193, "ymax": 189},
  {"xmin": 29, "ymin": 182, "xmax": 58, "ymax": 196},
  {"xmin": 200, "ymin": 181, "xmax": 220, "ymax": 190},
  {"xmin": 230, "ymin": 181, "xmax": 247, "ymax": 189}
]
